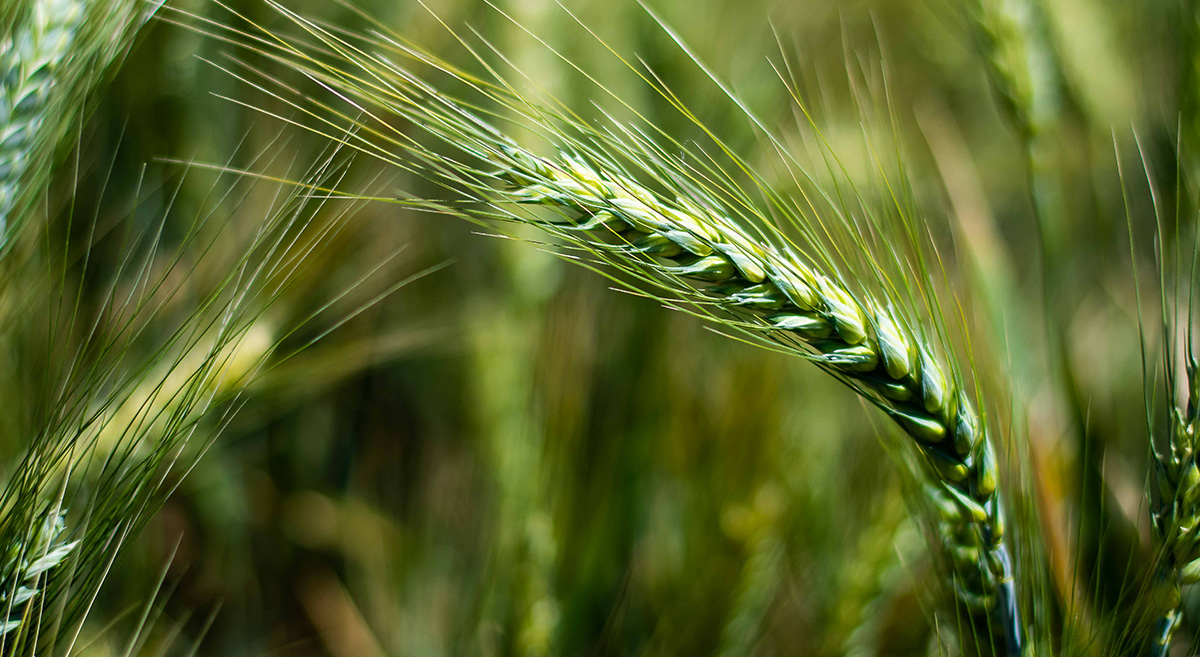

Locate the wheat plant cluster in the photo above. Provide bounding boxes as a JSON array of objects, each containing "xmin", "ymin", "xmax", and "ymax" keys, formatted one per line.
[{"xmin": 0, "ymin": 0, "xmax": 1198, "ymax": 654}]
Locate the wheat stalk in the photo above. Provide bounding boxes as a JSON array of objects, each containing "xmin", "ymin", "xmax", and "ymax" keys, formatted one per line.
[
  {"xmin": 1180, "ymin": 1, "xmax": 1200, "ymax": 201},
  {"xmin": 0, "ymin": 0, "xmax": 86, "ymax": 244}
]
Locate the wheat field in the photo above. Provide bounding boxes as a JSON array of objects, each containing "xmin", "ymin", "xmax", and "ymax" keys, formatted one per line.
[{"xmin": 0, "ymin": 0, "xmax": 1192, "ymax": 655}]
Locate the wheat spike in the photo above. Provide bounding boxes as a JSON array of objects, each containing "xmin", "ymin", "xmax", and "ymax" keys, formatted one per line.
[
  {"xmin": 492, "ymin": 145, "xmax": 1022, "ymax": 653},
  {"xmin": 196, "ymin": 3, "xmax": 1026, "ymax": 651},
  {"xmin": 0, "ymin": 0, "xmax": 86, "ymax": 243},
  {"xmin": 961, "ymin": 0, "xmax": 1062, "ymax": 143},
  {"xmin": 0, "ymin": 511, "xmax": 78, "ymax": 639},
  {"xmin": 1149, "ymin": 355, "xmax": 1200, "ymax": 656}
]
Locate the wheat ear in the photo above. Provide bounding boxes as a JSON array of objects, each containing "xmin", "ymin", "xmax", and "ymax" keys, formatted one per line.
[
  {"xmin": 1149, "ymin": 355, "xmax": 1200, "ymax": 656},
  {"xmin": 491, "ymin": 145, "xmax": 1022, "ymax": 653},
  {"xmin": 962, "ymin": 0, "xmax": 1047, "ymax": 141},
  {"xmin": 198, "ymin": 4, "xmax": 1024, "ymax": 650},
  {"xmin": 962, "ymin": 0, "xmax": 1070, "ymax": 257},
  {"xmin": 0, "ymin": 511, "xmax": 77, "ymax": 638},
  {"xmin": 0, "ymin": 0, "xmax": 86, "ymax": 242}
]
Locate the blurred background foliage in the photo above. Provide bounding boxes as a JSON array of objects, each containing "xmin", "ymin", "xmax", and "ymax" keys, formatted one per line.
[{"xmin": 16, "ymin": 0, "xmax": 1199, "ymax": 653}]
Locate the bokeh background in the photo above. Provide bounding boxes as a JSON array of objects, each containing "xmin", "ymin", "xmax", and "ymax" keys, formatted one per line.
[{"xmin": 33, "ymin": 0, "xmax": 1194, "ymax": 653}]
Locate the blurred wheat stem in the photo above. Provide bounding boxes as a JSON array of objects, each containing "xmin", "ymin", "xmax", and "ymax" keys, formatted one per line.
[
  {"xmin": 962, "ymin": 0, "xmax": 1062, "ymax": 200},
  {"xmin": 1180, "ymin": 1, "xmax": 1200, "ymax": 187},
  {"xmin": 1149, "ymin": 356, "xmax": 1200, "ymax": 656},
  {"xmin": 0, "ymin": 0, "xmax": 86, "ymax": 241},
  {"xmin": 962, "ymin": 0, "xmax": 1057, "ymax": 143}
]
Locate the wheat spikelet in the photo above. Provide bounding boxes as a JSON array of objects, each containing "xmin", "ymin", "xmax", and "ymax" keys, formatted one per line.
[{"xmin": 0, "ymin": 0, "xmax": 86, "ymax": 242}]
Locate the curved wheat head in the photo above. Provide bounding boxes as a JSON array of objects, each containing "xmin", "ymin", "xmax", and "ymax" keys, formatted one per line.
[{"xmin": 180, "ymin": 2, "xmax": 1031, "ymax": 652}]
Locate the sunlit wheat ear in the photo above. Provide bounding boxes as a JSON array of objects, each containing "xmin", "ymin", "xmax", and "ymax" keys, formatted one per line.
[{"xmin": 187, "ymin": 3, "xmax": 1028, "ymax": 652}]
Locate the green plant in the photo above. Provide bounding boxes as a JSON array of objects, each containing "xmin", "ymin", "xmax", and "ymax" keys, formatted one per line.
[
  {"xmin": 1150, "ymin": 351, "xmax": 1199, "ymax": 654},
  {"xmin": 19, "ymin": 0, "xmax": 1193, "ymax": 654},
  {"xmin": 4, "ymin": 0, "xmax": 160, "ymax": 238},
  {"xmin": 488, "ymin": 145, "xmax": 1019, "ymax": 648},
  {"xmin": 0, "ymin": 510, "xmax": 76, "ymax": 638},
  {"xmin": 1148, "ymin": 259, "xmax": 1200, "ymax": 656},
  {"xmin": 196, "ymin": 3, "xmax": 1045, "ymax": 652},
  {"xmin": 0, "ymin": 0, "xmax": 87, "ymax": 242}
]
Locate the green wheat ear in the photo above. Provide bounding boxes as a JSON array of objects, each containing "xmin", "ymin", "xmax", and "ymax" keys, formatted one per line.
[
  {"xmin": 0, "ymin": 0, "xmax": 158, "ymax": 253},
  {"xmin": 0, "ymin": 510, "xmax": 77, "ymax": 638},
  {"xmin": 190, "ymin": 2, "xmax": 1031, "ymax": 652},
  {"xmin": 0, "ymin": 0, "xmax": 86, "ymax": 243},
  {"xmin": 493, "ymin": 146, "xmax": 1021, "ymax": 653},
  {"xmin": 1149, "ymin": 352, "xmax": 1200, "ymax": 655}
]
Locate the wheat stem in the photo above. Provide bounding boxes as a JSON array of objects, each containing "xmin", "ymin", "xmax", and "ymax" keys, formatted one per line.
[
  {"xmin": 961, "ymin": 0, "xmax": 1068, "ymax": 305},
  {"xmin": 1180, "ymin": 0, "xmax": 1200, "ymax": 191}
]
